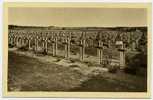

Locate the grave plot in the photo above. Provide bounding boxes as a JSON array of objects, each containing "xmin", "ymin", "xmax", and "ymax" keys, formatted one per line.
[
  {"xmin": 8, "ymin": 27, "xmax": 147, "ymax": 92},
  {"xmin": 8, "ymin": 27, "xmax": 146, "ymax": 71}
]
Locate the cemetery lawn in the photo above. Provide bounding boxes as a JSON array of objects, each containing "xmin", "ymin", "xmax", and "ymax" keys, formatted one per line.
[{"xmin": 8, "ymin": 51, "xmax": 147, "ymax": 92}]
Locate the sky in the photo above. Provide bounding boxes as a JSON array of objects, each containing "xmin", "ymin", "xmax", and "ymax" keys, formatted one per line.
[{"xmin": 8, "ymin": 7, "xmax": 147, "ymax": 27}]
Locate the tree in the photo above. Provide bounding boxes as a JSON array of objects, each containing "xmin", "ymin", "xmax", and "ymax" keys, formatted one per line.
[{"xmin": 138, "ymin": 32, "xmax": 147, "ymax": 53}]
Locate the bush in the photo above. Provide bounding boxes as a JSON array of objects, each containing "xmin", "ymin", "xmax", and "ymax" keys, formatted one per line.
[
  {"xmin": 18, "ymin": 45, "xmax": 28, "ymax": 51},
  {"xmin": 70, "ymin": 59, "xmax": 75, "ymax": 63},
  {"xmin": 124, "ymin": 67, "xmax": 136, "ymax": 75},
  {"xmin": 84, "ymin": 61, "xmax": 93, "ymax": 67},
  {"xmin": 124, "ymin": 52, "xmax": 147, "ymax": 75},
  {"xmin": 42, "ymin": 50, "xmax": 47, "ymax": 55},
  {"xmin": 90, "ymin": 69, "xmax": 103, "ymax": 77},
  {"xmin": 126, "ymin": 52, "xmax": 147, "ymax": 68},
  {"xmin": 125, "ymin": 52, "xmax": 147, "ymax": 75},
  {"xmin": 9, "ymin": 44, "xmax": 14, "ymax": 48},
  {"xmin": 108, "ymin": 65, "xmax": 119, "ymax": 73},
  {"xmin": 69, "ymin": 64, "xmax": 80, "ymax": 68}
]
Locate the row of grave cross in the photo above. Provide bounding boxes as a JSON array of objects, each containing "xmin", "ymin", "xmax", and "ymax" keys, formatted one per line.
[{"xmin": 9, "ymin": 30, "xmax": 126, "ymax": 68}]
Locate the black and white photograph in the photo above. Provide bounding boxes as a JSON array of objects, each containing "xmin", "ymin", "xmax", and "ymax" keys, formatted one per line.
[{"xmin": 3, "ymin": 2, "xmax": 151, "ymax": 98}]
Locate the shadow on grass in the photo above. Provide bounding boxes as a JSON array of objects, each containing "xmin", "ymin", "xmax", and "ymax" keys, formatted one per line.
[{"xmin": 70, "ymin": 75, "xmax": 147, "ymax": 92}]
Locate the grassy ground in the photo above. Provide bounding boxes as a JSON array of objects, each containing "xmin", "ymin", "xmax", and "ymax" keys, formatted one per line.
[
  {"xmin": 8, "ymin": 50, "xmax": 147, "ymax": 92},
  {"xmin": 8, "ymin": 51, "xmax": 87, "ymax": 91}
]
